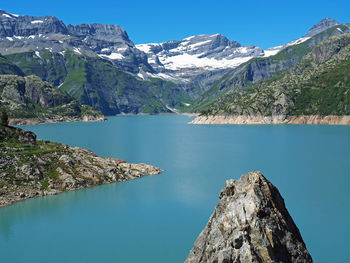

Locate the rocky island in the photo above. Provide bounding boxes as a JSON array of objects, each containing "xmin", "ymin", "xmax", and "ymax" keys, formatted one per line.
[
  {"xmin": 185, "ymin": 171, "xmax": 312, "ymax": 263},
  {"xmin": 0, "ymin": 124, "xmax": 162, "ymax": 207}
]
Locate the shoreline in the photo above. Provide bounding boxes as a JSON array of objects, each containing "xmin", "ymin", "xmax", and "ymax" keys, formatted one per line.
[
  {"xmin": 0, "ymin": 134, "xmax": 162, "ymax": 208},
  {"xmin": 9, "ymin": 115, "xmax": 107, "ymax": 126},
  {"xmin": 189, "ymin": 115, "xmax": 350, "ymax": 125}
]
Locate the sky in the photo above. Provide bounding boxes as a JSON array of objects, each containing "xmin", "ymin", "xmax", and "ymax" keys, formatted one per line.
[{"xmin": 1, "ymin": 0, "xmax": 350, "ymax": 49}]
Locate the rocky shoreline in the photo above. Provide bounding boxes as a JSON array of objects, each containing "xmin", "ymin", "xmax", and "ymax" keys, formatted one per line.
[
  {"xmin": 8, "ymin": 115, "xmax": 107, "ymax": 126},
  {"xmin": 0, "ymin": 125, "xmax": 162, "ymax": 208},
  {"xmin": 189, "ymin": 114, "xmax": 350, "ymax": 125}
]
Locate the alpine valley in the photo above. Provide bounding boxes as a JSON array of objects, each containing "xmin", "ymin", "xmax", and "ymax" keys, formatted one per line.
[{"xmin": 0, "ymin": 9, "xmax": 349, "ymax": 124}]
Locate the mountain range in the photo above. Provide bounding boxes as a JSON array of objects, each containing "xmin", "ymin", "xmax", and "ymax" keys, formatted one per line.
[{"xmin": 0, "ymin": 9, "xmax": 349, "ymax": 121}]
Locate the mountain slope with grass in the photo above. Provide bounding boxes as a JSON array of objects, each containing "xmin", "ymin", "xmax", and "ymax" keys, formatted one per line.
[
  {"xmin": 191, "ymin": 20, "xmax": 350, "ymax": 112},
  {"xmin": 0, "ymin": 74, "xmax": 104, "ymax": 124},
  {"xmin": 190, "ymin": 33, "xmax": 350, "ymax": 125}
]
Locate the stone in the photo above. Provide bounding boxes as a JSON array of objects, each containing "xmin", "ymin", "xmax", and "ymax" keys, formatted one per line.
[{"xmin": 185, "ymin": 171, "xmax": 313, "ymax": 263}]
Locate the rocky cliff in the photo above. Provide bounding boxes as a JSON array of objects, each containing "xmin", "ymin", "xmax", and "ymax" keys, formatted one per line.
[
  {"xmin": 0, "ymin": 125, "xmax": 162, "ymax": 207},
  {"xmin": 136, "ymin": 34, "xmax": 263, "ymax": 94},
  {"xmin": 0, "ymin": 74, "xmax": 105, "ymax": 122},
  {"xmin": 185, "ymin": 171, "xmax": 312, "ymax": 263}
]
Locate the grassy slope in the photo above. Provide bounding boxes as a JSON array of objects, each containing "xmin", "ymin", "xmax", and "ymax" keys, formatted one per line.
[{"xmin": 192, "ymin": 25, "xmax": 350, "ymax": 113}]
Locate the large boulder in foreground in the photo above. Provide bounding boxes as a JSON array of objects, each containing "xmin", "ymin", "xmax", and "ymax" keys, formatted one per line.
[{"xmin": 185, "ymin": 171, "xmax": 312, "ymax": 263}]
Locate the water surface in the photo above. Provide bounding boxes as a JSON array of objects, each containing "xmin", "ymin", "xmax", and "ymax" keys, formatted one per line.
[{"xmin": 1, "ymin": 115, "xmax": 349, "ymax": 262}]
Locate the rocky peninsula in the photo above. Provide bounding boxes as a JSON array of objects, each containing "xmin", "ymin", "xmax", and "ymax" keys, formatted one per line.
[
  {"xmin": 190, "ymin": 114, "xmax": 350, "ymax": 125},
  {"xmin": 185, "ymin": 171, "xmax": 312, "ymax": 263},
  {"xmin": 0, "ymin": 124, "xmax": 162, "ymax": 207}
]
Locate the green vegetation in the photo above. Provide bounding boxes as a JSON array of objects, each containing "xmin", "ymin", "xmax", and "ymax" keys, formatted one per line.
[
  {"xmin": 4, "ymin": 50, "xmax": 192, "ymax": 115},
  {"xmin": 0, "ymin": 74, "xmax": 102, "ymax": 120},
  {"xmin": 200, "ymin": 33, "xmax": 350, "ymax": 117},
  {"xmin": 1, "ymin": 109, "xmax": 8, "ymax": 126},
  {"xmin": 192, "ymin": 25, "xmax": 350, "ymax": 113}
]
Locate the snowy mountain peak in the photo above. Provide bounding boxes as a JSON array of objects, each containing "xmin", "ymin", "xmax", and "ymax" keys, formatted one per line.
[{"xmin": 136, "ymin": 34, "xmax": 263, "ymax": 84}]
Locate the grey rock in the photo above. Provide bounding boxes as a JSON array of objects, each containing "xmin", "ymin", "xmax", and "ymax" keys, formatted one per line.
[
  {"xmin": 0, "ymin": 9, "xmax": 151, "ymax": 74},
  {"xmin": 185, "ymin": 171, "xmax": 312, "ymax": 263},
  {"xmin": 306, "ymin": 18, "xmax": 340, "ymax": 37},
  {"xmin": 136, "ymin": 34, "xmax": 263, "ymax": 94}
]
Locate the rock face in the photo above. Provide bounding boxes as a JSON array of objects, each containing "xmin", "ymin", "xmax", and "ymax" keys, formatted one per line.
[
  {"xmin": 0, "ymin": 125, "xmax": 36, "ymax": 144},
  {"xmin": 0, "ymin": 9, "xmax": 150, "ymax": 74},
  {"xmin": 0, "ymin": 74, "xmax": 104, "ymax": 121},
  {"xmin": 306, "ymin": 18, "xmax": 340, "ymax": 37},
  {"xmin": 0, "ymin": 125, "xmax": 162, "ymax": 207},
  {"xmin": 185, "ymin": 171, "xmax": 312, "ymax": 263},
  {"xmin": 136, "ymin": 34, "xmax": 263, "ymax": 94}
]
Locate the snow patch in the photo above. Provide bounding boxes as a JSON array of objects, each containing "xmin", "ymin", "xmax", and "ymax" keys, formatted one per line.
[
  {"xmin": 263, "ymin": 47, "xmax": 282, "ymax": 57},
  {"xmin": 73, "ymin": 47, "xmax": 82, "ymax": 55},
  {"xmin": 100, "ymin": 52, "xmax": 125, "ymax": 60},
  {"xmin": 337, "ymin": 27, "xmax": 344, "ymax": 33},
  {"xmin": 2, "ymin": 13, "xmax": 12, "ymax": 18},
  {"xmin": 136, "ymin": 43, "xmax": 154, "ymax": 53},
  {"xmin": 285, "ymin": 36, "xmax": 310, "ymax": 47},
  {"xmin": 158, "ymin": 53, "xmax": 253, "ymax": 70},
  {"xmin": 101, "ymin": 48, "xmax": 110, "ymax": 52},
  {"xmin": 6, "ymin": 37, "xmax": 13, "ymax": 41},
  {"xmin": 31, "ymin": 20, "xmax": 44, "ymax": 24},
  {"xmin": 35, "ymin": 51, "xmax": 41, "ymax": 58},
  {"xmin": 137, "ymin": 73, "xmax": 145, "ymax": 79}
]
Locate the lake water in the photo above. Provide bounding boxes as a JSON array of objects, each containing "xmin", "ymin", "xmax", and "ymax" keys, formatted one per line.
[{"xmin": 1, "ymin": 115, "xmax": 349, "ymax": 262}]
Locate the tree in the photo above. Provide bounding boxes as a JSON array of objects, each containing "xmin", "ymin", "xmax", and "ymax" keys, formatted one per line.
[{"xmin": 1, "ymin": 109, "xmax": 9, "ymax": 126}]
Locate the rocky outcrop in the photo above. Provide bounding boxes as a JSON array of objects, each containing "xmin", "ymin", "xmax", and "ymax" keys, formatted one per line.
[
  {"xmin": 306, "ymin": 18, "xmax": 340, "ymax": 37},
  {"xmin": 0, "ymin": 74, "xmax": 105, "ymax": 121},
  {"xmin": 0, "ymin": 125, "xmax": 162, "ymax": 207},
  {"xmin": 0, "ymin": 124, "xmax": 36, "ymax": 144},
  {"xmin": 190, "ymin": 115, "xmax": 350, "ymax": 125},
  {"xmin": 0, "ymin": 9, "xmax": 151, "ymax": 74},
  {"xmin": 185, "ymin": 171, "xmax": 312, "ymax": 263}
]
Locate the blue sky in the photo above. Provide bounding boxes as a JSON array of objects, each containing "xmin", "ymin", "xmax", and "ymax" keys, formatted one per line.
[{"xmin": 1, "ymin": 0, "xmax": 349, "ymax": 48}]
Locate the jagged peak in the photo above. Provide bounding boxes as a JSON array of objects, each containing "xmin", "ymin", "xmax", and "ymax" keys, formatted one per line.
[{"xmin": 306, "ymin": 17, "xmax": 340, "ymax": 37}]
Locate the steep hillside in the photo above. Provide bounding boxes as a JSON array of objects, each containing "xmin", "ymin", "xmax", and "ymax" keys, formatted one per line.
[
  {"xmin": 191, "ymin": 34, "xmax": 350, "ymax": 124},
  {"xmin": 4, "ymin": 50, "xmax": 191, "ymax": 114},
  {"xmin": 0, "ymin": 74, "xmax": 104, "ymax": 124},
  {"xmin": 0, "ymin": 9, "xmax": 192, "ymax": 114},
  {"xmin": 192, "ymin": 21, "xmax": 349, "ymax": 112}
]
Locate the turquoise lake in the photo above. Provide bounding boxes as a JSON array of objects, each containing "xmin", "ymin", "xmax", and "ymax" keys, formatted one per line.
[{"xmin": 1, "ymin": 115, "xmax": 349, "ymax": 262}]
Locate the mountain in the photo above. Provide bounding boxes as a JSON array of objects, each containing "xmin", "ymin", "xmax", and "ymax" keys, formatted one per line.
[
  {"xmin": 136, "ymin": 34, "xmax": 263, "ymax": 94},
  {"xmin": 185, "ymin": 171, "xmax": 312, "ymax": 263},
  {"xmin": 0, "ymin": 9, "xmax": 151, "ymax": 73},
  {"xmin": 306, "ymin": 18, "xmax": 340, "ymax": 37},
  {"xmin": 0, "ymin": 9, "xmax": 191, "ymax": 115},
  {"xmin": 191, "ymin": 19, "xmax": 350, "ymax": 113},
  {"xmin": 0, "ymin": 74, "xmax": 104, "ymax": 124},
  {"xmin": 190, "ymin": 32, "xmax": 350, "ymax": 125}
]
